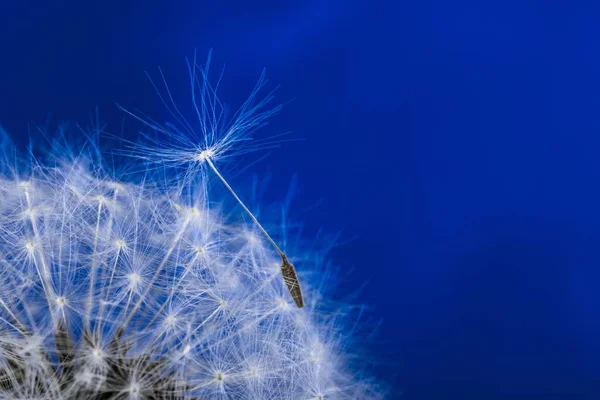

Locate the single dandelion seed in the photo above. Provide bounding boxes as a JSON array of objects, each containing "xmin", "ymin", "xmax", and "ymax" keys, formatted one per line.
[
  {"xmin": 202, "ymin": 153, "xmax": 305, "ymax": 308},
  {"xmin": 120, "ymin": 51, "xmax": 305, "ymax": 307}
]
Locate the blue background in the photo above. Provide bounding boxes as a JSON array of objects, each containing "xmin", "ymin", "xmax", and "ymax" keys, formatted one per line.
[{"xmin": 2, "ymin": 1, "xmax": 600, "ymax": 398}]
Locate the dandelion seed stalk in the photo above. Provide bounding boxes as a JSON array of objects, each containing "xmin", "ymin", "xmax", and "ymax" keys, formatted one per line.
[{"xmin": 203, "ymin": 155, "xmax": 305, "ymax": 308}]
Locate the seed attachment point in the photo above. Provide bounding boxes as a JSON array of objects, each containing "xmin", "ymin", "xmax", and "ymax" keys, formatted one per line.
[{"xmin": 196, "ymin": 148, "xmax": 214, "ymax": 162}]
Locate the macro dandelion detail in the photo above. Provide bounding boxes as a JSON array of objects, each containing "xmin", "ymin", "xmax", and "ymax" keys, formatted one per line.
[{"xmin": 0, "ymin": 53, "xmax": 381, "ymax": 399}]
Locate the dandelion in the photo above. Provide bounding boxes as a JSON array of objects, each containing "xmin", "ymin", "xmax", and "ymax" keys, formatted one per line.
[
  {"xmin": 0, "ymin": 53, "xmax": 382, "ymax": 399},
  {"xmin": 120, "ymin": 50, "xmax": 304, "ymax": 308}
]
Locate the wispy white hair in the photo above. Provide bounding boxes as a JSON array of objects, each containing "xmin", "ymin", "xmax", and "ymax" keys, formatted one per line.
[{"xmin": 0, "ymin": 54, "xmax": 383, "ymax": 399}]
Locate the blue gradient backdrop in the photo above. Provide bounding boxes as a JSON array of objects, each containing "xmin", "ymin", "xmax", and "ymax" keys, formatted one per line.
[{"xmin": 2, "ymin": 1, "xmax": 600, "ymax": 399}]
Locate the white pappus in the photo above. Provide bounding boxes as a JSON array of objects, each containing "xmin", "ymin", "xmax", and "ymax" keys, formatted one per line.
[{"xmin": 0, "ymin": 52, "xmax": 383, "ymax": 399}]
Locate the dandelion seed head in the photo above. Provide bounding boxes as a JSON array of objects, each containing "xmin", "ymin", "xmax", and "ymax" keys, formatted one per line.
[{"xmin": 0, "ymin": 53, "xmax": 384, "ymax": 399}]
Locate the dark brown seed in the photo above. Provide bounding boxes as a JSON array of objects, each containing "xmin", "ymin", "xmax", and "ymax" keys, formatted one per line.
[{"xmin": 280, "ymin": 254, "xmax": 304, "ymax": 308}]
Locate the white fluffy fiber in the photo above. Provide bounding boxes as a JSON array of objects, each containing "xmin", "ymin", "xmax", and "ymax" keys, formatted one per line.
[{"xmin": 0, "ymin": 56, "xmax": 381, "ymax": 399}]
